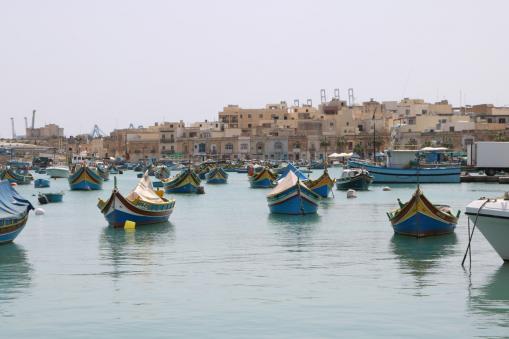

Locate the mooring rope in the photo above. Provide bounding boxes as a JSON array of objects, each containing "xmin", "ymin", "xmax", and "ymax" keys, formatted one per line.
[{"xmin": 461, "ymin": 198, "xmax": 490, "ymax": 267}]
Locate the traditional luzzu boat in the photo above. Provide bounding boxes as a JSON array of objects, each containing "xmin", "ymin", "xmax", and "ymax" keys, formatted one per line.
[
  {"xmin": 46, "ymin": 165, "xmax": 70, "ymax": 178},
  {"xmin": 267, "ymin": 171, "xmax": 320, "ymax": 215},
  {"xmin": 349, "ymin": 148, "xmax": 461, "ymax": 183},
  {"xmin": 34, "ymin": 178, "xmax": 50, "ymax": 188},
  {"xmin": 335, "ymin": 168, "xmax": 373, "ymax": 191},
  {"xmin": 465, "ymin": 193, "xmax": 509, "ymax": 261},
  {"xmin": 249, "ymin": 166, "xmax": 277, "ymax": 188},
  {"xmin": 163, "ymin": 168, "xmax": 203, "ymax": 194},
  {"xmin": 206, "ymin": 167, "xmax": 228, "ymax": 184},
  {"xmin": 0, "ymin": 168, "xmax": 33, "ymax": 185},
  {"xmin": 304, "ymin": 168, "xmax": 335, "ymax": 198},
  {"xmin": 0, "ymin": 180, "xmax": 34, "ymax": 244},
  {"xmin": 277, "ymin": 163, "xmax": 308, "ymax": 181},
  {"xmin": 98, "ymin": 174, "xmax": 175, "ymax": 227},
  {"xmin": 155, "ymin": 165, "xmax": 171, "ymax": 180},
  {"xmin": 68, "ymin": 164, "xmax": 103, "ymax": 191},
  {"xmin": 387, "ymin": 186, "xmax": 459, "ymax": 237}
]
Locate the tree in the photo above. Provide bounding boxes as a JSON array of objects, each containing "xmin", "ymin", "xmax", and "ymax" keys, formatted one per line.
[
  {"xmin": 320, "ymin": 137, "xmax": 330, "ymax": 158},
  {"xmin": 336, "ymin": 136, "xmax": 347, "ymax": 152},
  {"xmin": 353, "ymin": 143, "xmax": 364, "ymax": 157}
]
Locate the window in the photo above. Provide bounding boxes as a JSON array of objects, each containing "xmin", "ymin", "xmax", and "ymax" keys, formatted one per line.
[
  {"xmin": 274, "ymin": 141, "xmax": 283, "ymax": 150},
  {"xmin": 240, "ymin": 144, "xmax": 248, "ymax": 150},
  {"xmin": 198, "ymin": 143, "xmax": 206, "ymax": 153},
  {"xmin": 225, "ymin": 143, "xmax": 233, "ymax": 150},
  {"xmin": 500, "ymin": 118, "xmax": 506, "ymax": 124},
  {"xmin": 449, "ymin": 126, "xmax": 455, "ymax": 132},
  {"xmin": 248, "ymin": 123, "xmax": 252, "ymax": 128},
  {"xmin": 248, "ymin": 114, "xmax": 252, "ymax": 118},
  {"xmin": 259, "ymin": 114, "xmax": 263, "ymax": 118}
]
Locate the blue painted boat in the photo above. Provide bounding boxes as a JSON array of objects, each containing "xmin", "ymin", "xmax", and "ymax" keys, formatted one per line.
[
  {"xmin": 96, "ymin": 164, "xmax": 110, "ymax": 181},
  {"xmin": 348, "ymin": 160, "xmax": 460, "ymax": 183},
  {"xmin": 34, "ymin": 178, "xmax": 50, "ymax": 188},
  {"xmin": 277, "ymin": 163, "xmax": 308, "ymax": 181},
  {"xmin": 304, "ymin": 168, "xmax": 335, "ymax": 198},
  {"xmin": 249, "ymin": 166, "xmax": 277, "ymax": 188},
  {"xmin": 153, "ymin": 181, "xmax": 164, "ymax": 188},
  {"xmin": 163, "ymin": 168, "xmax": 203, "ymax": 194},
  {"xmin": 387, "ymin": 187, "xmax": 459, "ymax": 237},
  {"xmin": 38, "ymin": 192, "xmax": 64, "ymax": 204},
  {"xmin": 68, "ymin": 164, "xmax": 103, "ymax": 191},
  {"xmin": 267, "ymin": 172, "xmax": 319, "ymax": 215},
  {"xmin": 206, "ymin": 167, "xmax": 228, "ymax": 184},
  {"xmin": 0, "ymin": 168, "xmax": 32, "ymax": 185},
  {"xmin": 0, "ymin": 180, "xmax": 34, "ymax": 244},
  {"xmin": 336, "ymin": 168, "xmax": 373, "ymax": 190},
  {"xmin": 155, "ymin": 165, "xmax": 171, "ymax": 180},
  {"xmin": 98, "ymin": 175, "xmax": 175, "ymax": 227}
]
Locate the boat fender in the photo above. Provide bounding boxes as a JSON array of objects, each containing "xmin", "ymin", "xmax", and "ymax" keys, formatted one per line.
[
  {"xmin": 124, "ymin": 220, "xmax": 136, "ymax": 230},
  {"xmin": 35, "ymin": 208, "xmax": 45, "ymax": 215},
  {"xmin": 346, "ymin": 189, "xmax": 357, "ymax": 198}
]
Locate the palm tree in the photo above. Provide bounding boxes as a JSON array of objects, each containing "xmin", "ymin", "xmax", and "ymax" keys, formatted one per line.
[
  {"xmin": 320, "ymin": 137, "xmax": 330, "ymax": 160},
  {"xmin": 336, "ymin": 136, "xmax": 347, "ymax": 152}
]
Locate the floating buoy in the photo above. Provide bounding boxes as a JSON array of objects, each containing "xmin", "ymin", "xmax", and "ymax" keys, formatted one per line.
[
  {"xmin": 383, "ymin": 186, "xmax": 391, "ymax": 191},
  {"xmin": 10, "ymin": 182, "xmax": 17, "ymax": 187},
  {"xmin": 124, "ymin": 220, "xmax": 136, "ymax": 230},
  {"xmin": 347, "ymin": 189, "xmax": 357, "ymax": 198},
  {"xmin": 155, "ymin": 190, "xmax": 164, "ymax": 198},
  {"xmin": 35, "ymin": 208, "xmax": 45, "ymax": 215}
]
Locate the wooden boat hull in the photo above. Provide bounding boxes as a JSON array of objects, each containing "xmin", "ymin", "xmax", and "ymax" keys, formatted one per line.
[
  {"xmin": 249, "ymin": 168, "xmax": 276, "ymax": 188},
  {"xmin": 336, "ymin": 174, "xmax": 372, "ymax": 191},
  {"xmin": 304, "ymin": 171, "xmax": 334, "ymax": 198},
  {"xmin": 388, "ymin": 189, "xmax": 457, "ymax": 237},
  {"xmin": 1, "ymin": 169, "xmax": 32, "ymax": 185},
  {"xmin": 98, "ymin": 191, "xmax": 174, "ymax": 228},
  {"xmin": 348, "ymin": 160, "xmax": 460, "ymax": 183},
  {"xmin": 39, "ymin": 193, "xmax": 64, "ymax": 203},
  {"xmin": 0, "ymin": 212, "xmax": 29, "ymax": 244},
  {"xmin": 68, "ymin": 166, "xmax": 103, "ymax": 191},
  {"xmin": 267, "ymin": 185, "xmax": 319, "ymax": 215},
  {"xmin": 206, "ymin": 168, "xmax": 228, "ymax": 184},
  {"xmin": 97, "ymin": 167, "xmax": 110, "ymax": 181},
  {"xmin": 163, "ymin": 170, "xmax": 202, "ymax": 194}
]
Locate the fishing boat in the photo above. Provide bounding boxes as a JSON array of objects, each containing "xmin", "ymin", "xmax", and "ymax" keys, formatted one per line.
[
  {"xmin": 98, "ymin": 174, "xmax": 175, "ymax": 227},
  {"xmin": 206, "ymin": 167, "xmax": 228, "ymax": 184},
  {"xmin": 349, "ymin": 149, "xmax": 461, "ymax": 183},
  {"xmin": 155, "ymin": 165, "xmax": 171, "ymax": 180},
  {"xmin": 96, "ymin": 163, "xmax": 110, "ymax": 181},
  {"xmin": 34, "ymin": 178, "xmax": 50, "ymax": 188},
  {"xmin": 38, "ymin": 192, "xmax": 64, "ymax": 204},
  {"xmin": 277, "ymin": 163, "xmax": 308, "ymax": 181},
  {"xmin": 387, "ymin": 187, "xmax": 459, "ymax": 237},
  {"xmin": 304, "ymin": 168, "xmax": 335, "ymax": 198},
  {"xmin": 335, "ymin": 168, "xmax": 373, "ymax": 191},
  {"xmin": 163, "ymin": 168, "xmax": 203, "ymax": 194},
  {"xmin": 68, "ymin": 164, "xmax": 103, "ymax": 190},
  {"xmin": 249, "ymin": 166, "xmax": 277, "ymax": 188},
  {"xmin": 46, "ymin": 165, "xmax": 70, "ymax": 178},
  {"xmin": 0, "ymin": 180, "xmax": 34, "ymax": 244},
  {"xmin": 0, "ymin": 168, "xmax": 32, "ymax": 185},
  {"xmin": 267, "ymin": 171, "xmax": 320, "ymax": 215},
  {"xmin": 109, "ymin": 166, "xmax": 119, "ymax": 175},
  {"xmin": 466, "ymin": 193, "xmax": 509, "ymax": 261},
  {"xmin": 133, "ymin": 163, "xmax": 144, "ymax": 172}
]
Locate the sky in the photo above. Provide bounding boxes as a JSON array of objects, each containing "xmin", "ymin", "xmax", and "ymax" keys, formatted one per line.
[{"xmin": 1, "ymin": 0, "xmax": 508, "ymax": 138}]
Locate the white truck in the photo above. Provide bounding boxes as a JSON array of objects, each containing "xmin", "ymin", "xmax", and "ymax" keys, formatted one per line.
[{"xmin": 467, "ymin": 141, "xmax": 509, "ymax": 176}]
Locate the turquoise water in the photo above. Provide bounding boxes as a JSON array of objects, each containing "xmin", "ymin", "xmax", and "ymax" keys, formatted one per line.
[{"xmin": 1, "ymin": 168, "xmax": 509, "ymax": 338}]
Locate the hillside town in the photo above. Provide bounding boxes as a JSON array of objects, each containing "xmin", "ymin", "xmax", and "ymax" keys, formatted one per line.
[{"xmin": 2, "ymin": 93, "xmax": 509, "ymax": 163}]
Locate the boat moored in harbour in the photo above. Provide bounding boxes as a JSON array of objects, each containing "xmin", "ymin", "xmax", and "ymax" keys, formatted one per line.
[
  {"xmin": 0, "ymin": 180, "xmax": 34, "ymax": 244},
  {"xmin": 46, "ymin": 166, "xmax": 70, "ymax": 178},
  {"xmin": 336, "ymin": 168, "xmax": 373, "ymax": 191},
  {"xmin": 206, "ymin": 167, "xmax": 228, "ymax": 184},
  {"xmin": 249, "ymin": 166, "xmax": 277, "ymax": 188},
  {"xmin": 68, "ymin": 164, "xmax": 103, "ymax": 191},
  {"xmin": 267, "ymin": 171, "xmax": 319, "ymax": 215},
  {"xmin": 387, "ymin": 186, "xmax": 459, "ymax": 237},
  {"xmin": 163, "ymin": 168, "xmax": 203, "ymax": 194},
  {"xmin": 304, "ymin": 168, "xmax": 335, "ymax": 198}
]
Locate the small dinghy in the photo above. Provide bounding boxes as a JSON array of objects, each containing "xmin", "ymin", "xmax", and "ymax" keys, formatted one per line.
[
  {"xmin": 387, "ymin": 187, "xmax": 459, "ymax": 237},
  {"xmin": 34, "ymin": 178, "xmax": 50, "ymax": 188},
  {"xmin": 38, "ymin": 192, "xmax": 64, "ymax": 204}
]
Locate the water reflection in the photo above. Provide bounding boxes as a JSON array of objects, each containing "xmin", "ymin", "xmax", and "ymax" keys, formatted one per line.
[
  {"xmin": 470, "ymin": 264, "xmax": 509, "ymax": 330},
  {"xmin": 268, "ymin": 214, "xmax": 320, "ymax": 251},
  {"xmin": 390, "ymin": 234, "xmax": 457, "ymax": 292},
  {"xmin": 99, "ymin": 222, "xmax": 175, "ymax": 279},
  {"xmin": 0, "ymin": 244, "xmax": 32, "ymax": 314}
]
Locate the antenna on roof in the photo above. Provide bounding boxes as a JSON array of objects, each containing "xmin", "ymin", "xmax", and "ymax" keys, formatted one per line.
[{"xmin": 320, "ymin": 89, "xmax": 327, "ymax": 103}]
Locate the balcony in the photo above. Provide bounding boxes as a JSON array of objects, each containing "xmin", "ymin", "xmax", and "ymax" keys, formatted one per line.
[{"xmin": 160, "ymin": 138, "xmax": 175, "ymax": 143}]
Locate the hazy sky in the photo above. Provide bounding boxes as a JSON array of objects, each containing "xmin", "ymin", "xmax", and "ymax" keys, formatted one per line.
[{"xmin": 1, "ymin": 0, "xmax": 508, "ymax": 138}]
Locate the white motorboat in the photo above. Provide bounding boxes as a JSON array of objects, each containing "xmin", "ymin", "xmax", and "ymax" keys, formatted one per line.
[
  {"xmin": 466, "ymin": 193, "xmax": 509, "ymax": 261},
  {"xmin": 46, "ymin": 166, "xmax": 70, "ymax": 178}
]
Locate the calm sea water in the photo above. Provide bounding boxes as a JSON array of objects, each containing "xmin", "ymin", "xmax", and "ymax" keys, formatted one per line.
[{"xmin": 1, "ymin": 168, "xmax": 509, "ymax": 338}]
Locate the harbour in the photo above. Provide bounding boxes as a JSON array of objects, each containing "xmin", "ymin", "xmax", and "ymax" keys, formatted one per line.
[{"xmin": 1, "ymin": 167, "xmax": 509, "ymax": 337}]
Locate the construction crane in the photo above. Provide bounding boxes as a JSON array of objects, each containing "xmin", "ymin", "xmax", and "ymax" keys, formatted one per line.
[
  {"xmin": 90, "ymin": 124, "xmax": 106, "ymax": 138},
  {"xmin": 10, "ymin": 117, "xmax": 16, "ymax": 139}
]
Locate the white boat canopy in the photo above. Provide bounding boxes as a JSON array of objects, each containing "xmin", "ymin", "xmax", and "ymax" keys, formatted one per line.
[
  {"xmin": 267, "ymin": 171, "xmax": 298, "ymax": 197},
  {"xmin": 126, "ymin": 172, "xmax": 165, "ymax": 203}
]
